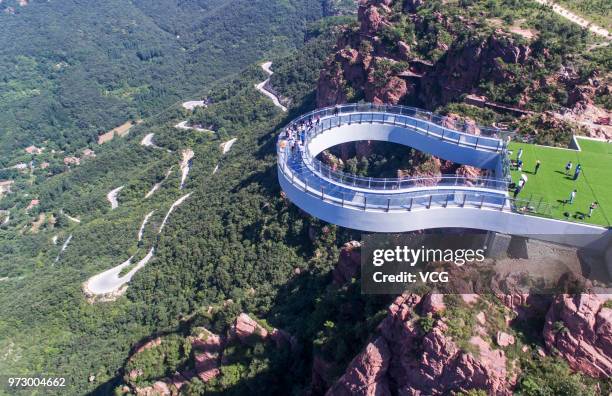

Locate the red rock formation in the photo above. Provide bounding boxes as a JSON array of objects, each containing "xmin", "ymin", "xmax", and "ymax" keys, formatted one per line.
[
  {"xmin": 231, "ymin": 313, "xmax": 269, "ymax": 343},
  {"xmin": 544, "ymin": 294, "xmax": 612, "ymax": 378},
  {"xmin": 326, "ymin": 338, "xmax": 391, "ymax": 396},
  {"xmin": 333, "ymin": 241, "xmax": 362, "ymax": 285},
  {"xmin": 420, "ymin": 31, "xmax": 532, "ymax": 108},
  {"xmin": 192, "ymin": 330, "xmax": 223, "ymax": 383},
  {"xmin": 326, "ymin": 293, "xmax": 514, "ymax": 395}
]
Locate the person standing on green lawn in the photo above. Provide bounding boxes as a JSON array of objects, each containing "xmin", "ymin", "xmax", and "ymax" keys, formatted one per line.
[
  {"xmin": 517, "ymin": 148, "xmax": 523, "ymax": 162},
  {"xmin": 568, "ymin": 189, "xmax": 577, "ymax": 204},
  {"xmin": 589, "ymin": 201, "xmax": 598, "ymax": 217},
  {"xmin": 534, "ymin": 160, "xmax": 541, "ymax": 175},
  {"xmin": 573, "ymin": 164, "xmax": 582, "ymax": 180},
  {"xmin": 565, "ymin": 161, "xmax": 573, "ymax": 175}
]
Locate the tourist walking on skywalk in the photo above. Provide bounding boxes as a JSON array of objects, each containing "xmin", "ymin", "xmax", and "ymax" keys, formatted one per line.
[
  {"xmin": 564, "ymin": 161, "xmax": 573, "ymax": 175},
  {"xmin": 573, "ymin": 164, "xmax": 582, "ymax": 180},
  {"xmin": 534, "ymin": 160, "xmax": 541, "ymax": 175}
]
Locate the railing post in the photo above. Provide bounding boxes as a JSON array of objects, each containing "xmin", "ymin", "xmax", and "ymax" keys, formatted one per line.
[
  {"xmin": 445, "ymin": 194, "xmax": 449, "ymax": 207},
  {"xmin": 387, "ymin": 198, "xmax": 390, "ymax": 212},
  {"xmin": 342, "ymin": 193, "xmax": 345, "ymax": 207},
  {"xmin": 500, "ymin": 197, "xmax": 506, "ymax": 211},
  {"xmin": 441, "ymin": 129, "xmax": 445, "ymax": 140},
  {"xmin": 480, "ymin": 196, "xmax": 485, "ymax": 208},
  {"xmin": 462, "ymin": 194, "xmax": 467, "ymax": 207},
  {"xmin": 304, "ymin": 180, "xmax": 308, "ymax": 192},
  {"xmin": 363, "ymin": 196, "xmax": 367, "ymax": 211},
  {"xmin": 321, "ymin": 186, "xmax": 324, "ymax": 200},
  {"xmin": 427, "ymin": 195, "xmax": 433, "ymax": 209},
  {"xmin": 475, "ymin": 137, "xmax": 480, "ymax": 149},
  {"xmin": 408, "ymin": 198, "xmax": 413, "ymax": 211}
]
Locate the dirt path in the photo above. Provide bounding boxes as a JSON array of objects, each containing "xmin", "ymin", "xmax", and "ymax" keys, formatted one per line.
[
  {"xmin": 255, "ymin": 62, "xmax": 288, "ymax": 112},
  {"xmin": 107, "ymin": 186, "xmax": 125, "ymax": 210},
  {"xmin": 159, "ymin": 193, "xmax": 193, "ymax": 233},
  {"xmin": 535, "ymin": 0, "xmax": 610, "ymax": 38}
]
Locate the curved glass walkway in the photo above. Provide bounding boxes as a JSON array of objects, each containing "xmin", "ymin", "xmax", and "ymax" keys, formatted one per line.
[{"xmin": 278, "ymin": 104, "xmax": 512, "ymax": 212}]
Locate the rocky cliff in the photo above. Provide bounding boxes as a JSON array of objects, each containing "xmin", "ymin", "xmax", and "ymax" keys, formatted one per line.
[
  {"xmin": 315, "ymin": 0, "xmax": 611, "ymax": 140},
  {"xmin": 327, "ymin": 293, "xmax": 515, "ymax": 395}
]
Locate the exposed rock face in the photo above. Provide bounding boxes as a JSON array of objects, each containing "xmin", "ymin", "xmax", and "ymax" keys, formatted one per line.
[
  {"xmin": 231, "ymin": 313, "xmax": 269, "ymax": 343},
  {"xmin": 332, "ymin": 241, "xmax": 362, "ymax": 285},
  {"xmin": 327, "ymin": 293, "xmax": 514, "ymax": 395},
  {"xmin": 544, "ymin": 294, "xmax": 612, "ymax": 378},
  {"xmin": 316, "ymin": 0, "xmax": 424, "ymax": 107},
  {"xmin": 124, "ymin": 312, "xmax": 296, "ymax": 394},
  {"xmin": 317, "ymin": 0, "xmax": 571, "ymax": 115},
  {"xmin": 326, "ymin": 338, "xmax": 391, "ymax": 396},
  {"xmin": 420, "ymin": 31, "xmax": 532, "ymax": 108},
  {"xmin": 192, "ymin": 330, "xmax": 223, "ymax": 383}
]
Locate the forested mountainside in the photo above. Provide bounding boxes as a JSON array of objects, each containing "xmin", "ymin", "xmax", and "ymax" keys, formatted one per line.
[
  {"xmin": 0, "ymin": 0, "xmax": 325, "ymax": 167},
  {"xmin": 0, "ymin": 0, "xmax": 610, "ymax": 395}
]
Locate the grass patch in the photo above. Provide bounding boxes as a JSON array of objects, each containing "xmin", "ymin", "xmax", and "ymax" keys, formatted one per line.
[{"xmin": 508, "ymin": 138, "xmax": 612, "ymax": 226}]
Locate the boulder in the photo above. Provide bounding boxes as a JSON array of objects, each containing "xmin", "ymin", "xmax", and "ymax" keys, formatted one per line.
[{"xmin": 496, "ymin": 331, "xmax": 515, "ymax": 347}]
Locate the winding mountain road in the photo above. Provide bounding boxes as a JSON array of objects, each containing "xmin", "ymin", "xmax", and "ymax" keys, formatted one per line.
[
  {"xmin": 256, "ymin": 62, "xmax": 288, "ymax": 112},
  {"xmin": 220, "ymin": 138, "xmax": 237, "ymax": 155},
  {"xmin": 83, "ymin": 248, "xmax": 155, "ymax": 296},
  {"xmin": 138, "ymin": 211, "xmax": 155, "ymax": 242},
  {"xmin": 159, "ymin": 193, "xmax": 193, "ymax": 233},
  {"xmin": 107, "ymin": 186, "xmax": 125, "ymax": 210},
  {"xmin": 55, "ymin": 234, "xmax": 73, "ymax": 263}
]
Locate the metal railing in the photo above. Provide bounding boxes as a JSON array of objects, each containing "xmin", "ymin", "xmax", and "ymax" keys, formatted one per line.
[
  {"xmin": 280, "ymin": 103, "xmax": 513, "ymax": 151},
  {"xmin": 278, "ymin": 150, "xmax": 553, "ymax": 216},
  {"xmin": 301, "ymin": 150, "xmax": 509, "ymax": 191},
  {"xmin": 278, "ymin": 103, "xmax": 513, "ymax": 193}
]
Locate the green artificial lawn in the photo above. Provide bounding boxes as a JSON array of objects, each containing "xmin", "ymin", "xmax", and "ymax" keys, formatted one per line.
[{"xmin": 508, "ymin": 138, "xmax": 612, "ymax": 227}]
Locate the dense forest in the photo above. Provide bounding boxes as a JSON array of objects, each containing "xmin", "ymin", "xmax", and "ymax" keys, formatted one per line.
[
  {"xmin": 0, "ymin": 0, "xmax": 326, "ymax": 167},
  {"xmin": 0, "ymin": 0, "xmax": 610, "ymax": 394}
]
